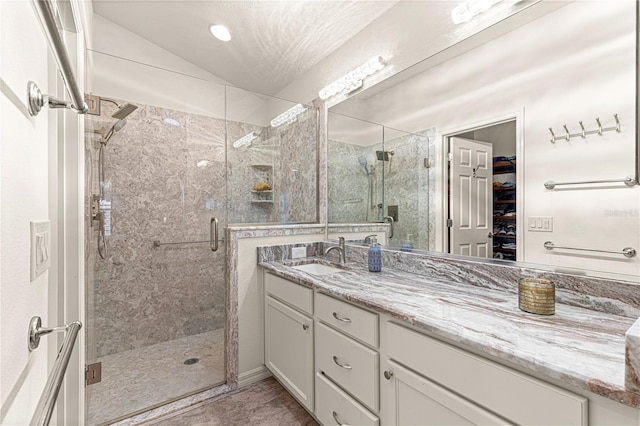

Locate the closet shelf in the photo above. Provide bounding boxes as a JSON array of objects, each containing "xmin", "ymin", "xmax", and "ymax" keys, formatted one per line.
[
  {"xmin": 494, "ymin": 215, "xmax": 516, "ymax": 220},
  {"xmin": 495, "ymin": 200, "xmax": 516, "ymax": 204}
]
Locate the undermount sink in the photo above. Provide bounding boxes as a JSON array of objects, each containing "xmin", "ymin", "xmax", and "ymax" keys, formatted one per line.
[{"xmin": 291, "ymin": 262, "xmax": 346, "ymax": 276}]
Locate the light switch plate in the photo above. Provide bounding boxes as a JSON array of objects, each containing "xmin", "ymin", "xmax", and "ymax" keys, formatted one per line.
[
  {"xmin": 30, "ymin": 220, "xmax": 51, "ymax": 281},
  {"xmin": 291, "ymin": 246, "xmax": 307, "ymax": 259},
  {"xmin": 527, "ymin": 216, "xmax": 553, "ymax": 232}
]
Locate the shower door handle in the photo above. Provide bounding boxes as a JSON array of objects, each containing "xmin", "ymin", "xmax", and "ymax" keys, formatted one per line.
[{"xmin": 210, "ymin": 217, "xmax": 219, "ymax": 252}]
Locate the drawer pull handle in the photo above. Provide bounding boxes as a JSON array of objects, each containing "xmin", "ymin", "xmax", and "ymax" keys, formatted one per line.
[
  {"xmin": 333, "ymin": 411, "xmax": 350, "ymax": 426},
  {"xmin": 302, "ymin": 324, "xmax": 309, "ymax": 331},
  {"xmin": 332, "ymin": 312, "xmax": 352, "ymax": 323},
  {"xmin": 384, "ymin": 370, "xmax": 394, "ymax": 380},
  {"xmin": 332, "ymin": 356, "xmax": 352, "ymax": 370}
]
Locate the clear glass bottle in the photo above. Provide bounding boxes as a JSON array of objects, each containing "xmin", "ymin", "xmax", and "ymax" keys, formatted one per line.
[{"xmin": 368, "ymin": 237, "xmax": 382, "ymax": 272}]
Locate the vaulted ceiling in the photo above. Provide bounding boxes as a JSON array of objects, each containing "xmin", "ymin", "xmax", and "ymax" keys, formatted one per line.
[{"xmin": 92, "ymin": 0, "xmax": 398, "ymax": 96}]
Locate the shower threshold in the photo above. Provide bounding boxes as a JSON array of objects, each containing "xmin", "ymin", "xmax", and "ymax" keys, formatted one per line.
[{"xmin": 87, "ymin": 328, "xmax": 225, "ymax": 426}]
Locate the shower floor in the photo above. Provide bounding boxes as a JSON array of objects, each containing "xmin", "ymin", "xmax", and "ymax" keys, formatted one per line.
[{"xmin": 87, "ymin": 328, "xmax": 226, "ymax": 426}]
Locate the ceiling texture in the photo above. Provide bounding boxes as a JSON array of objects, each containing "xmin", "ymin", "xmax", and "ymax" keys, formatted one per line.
[{"xmin": 92, "ymin": 0, "xmax": 398, "ymax": 96}]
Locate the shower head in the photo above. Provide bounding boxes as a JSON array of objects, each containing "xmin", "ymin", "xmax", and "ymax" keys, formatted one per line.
[
  {"xmin": 103, "ymin": 119, "xmax": 128, "ymax": 143},
  {"xmin": 358, "ymin": 156, "xmax": 371, "ymax": 174},
  {"xmin": 85, "ymin": 94, "xmax": 139, "ymax": 119},
  {"xmin": 112, "ymin": 103, "xmax": 138, "ymax": 120}
]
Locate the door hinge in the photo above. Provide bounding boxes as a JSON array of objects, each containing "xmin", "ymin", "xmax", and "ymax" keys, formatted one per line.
[
  {"xmin": 447, "ymin": 219, "xmax": 453, "ymax": 227},
  {"xmin": 85, "ymin": 362, "xmax": 102, "ymax": 385},
  {"xmin": 448, "ymin": 152, "xmax": 453, "ymax": 162}
]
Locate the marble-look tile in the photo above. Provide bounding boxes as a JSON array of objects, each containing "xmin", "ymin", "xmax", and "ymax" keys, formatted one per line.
[
  {"xmin": 314, "ymin": 98, "xmax": 327, "ymax": 226},
  {"xmin": 258, "ymin": 242, "xmax": 640, "ymax": 408},
  {"xmin": 89, "ymin": 329, "xmax": 226, "ymax": 426},
  {"xmin": 144, "ymin": 378, "xmax": 317, "ymax": 426},
  {"xmin": 327, "ymin": 127, "xmax": 435, "ymax": 251},
  {"xmin": 86, "ymin": 101, "xmax": 227, "ymax": 357}
]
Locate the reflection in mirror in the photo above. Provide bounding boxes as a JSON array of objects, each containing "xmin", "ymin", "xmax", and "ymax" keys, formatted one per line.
[
  {"xmin": 328, "ymin": 1, "xmax": 640, "ymax": 281},
  {"xmin": 328, "ymin": 112, "xmax": 432, "ymax": 250}
]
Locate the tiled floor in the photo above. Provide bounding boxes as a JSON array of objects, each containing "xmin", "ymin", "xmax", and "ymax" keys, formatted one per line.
[
  {"xmin": 146, "ymin": 378, "xmax": 318, "ymax": 426},
  {"xmin": 88, "ymin": 329, "xmax": 226, "ymax": 425}
]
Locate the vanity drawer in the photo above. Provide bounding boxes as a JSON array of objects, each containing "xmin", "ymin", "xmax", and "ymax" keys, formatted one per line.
[
  {"xmin": 317, "ymin": 293, "xmax": 378, "ymax": 347},
  {"xmin": 387, "ymin": 322, "xmax": 587, "ymax": 426},
  {"xmin": 265, "ymin": 272, "xmax": 313, "ymax": 315},
  {"xmin": 316, "ymin": 322, "xmax": 379, "ymax": 412},
  {"xmin": 316, "ymin": 372, "xmax": 379, "ymax": 426}
]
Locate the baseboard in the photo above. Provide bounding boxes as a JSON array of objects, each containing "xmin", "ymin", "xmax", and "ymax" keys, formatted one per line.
[{"xmin": 239, "ymin": 366, "xmax": 272, "ymax": 388}]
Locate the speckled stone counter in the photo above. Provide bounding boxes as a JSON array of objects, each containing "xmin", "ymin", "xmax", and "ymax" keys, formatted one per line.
[{"xmin": 258, "ymin": 242, "xmax": 640, "ymax": 409}]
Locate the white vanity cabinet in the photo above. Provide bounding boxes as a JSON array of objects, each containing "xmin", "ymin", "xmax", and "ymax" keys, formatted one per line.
[
  {"xmin": 382, "ymin": 322, "xmax": 588, "ymax": 426},
  {"xmin": 264, "ymin": 273, "xmax": 314, "ymax": 411},
  {"xmin": 315, "ymin": 293, "xmax": 381, "ymax": 424},
  {"xmin": 262, "ymin": 270, "xmax": 636, "ymax": 426}
]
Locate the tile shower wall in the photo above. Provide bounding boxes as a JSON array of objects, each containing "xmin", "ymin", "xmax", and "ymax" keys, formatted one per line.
[
  {"xmin": 227, "ymin": 109, "xmax": 317, "ymax": 224},
  {"xmin": 327, "ymin": 139, "xmax": 381, "ymax": 223},
  {"xmin": 86, "ymin": 100, "xmax": 227, "ymax": 357},
  {"xmin": 328, "ymin": 129, "xmax": 433, "ymax": 250},
  {"xmin": 382, "ymin": 132, "xmax": 430, "ymax": 250}
]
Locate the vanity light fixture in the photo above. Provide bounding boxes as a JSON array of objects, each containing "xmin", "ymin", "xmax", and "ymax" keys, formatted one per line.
[
  {"xmin": 451, "ymin": 0, "xmax": 501, "ymax": 25},
  {"xmin": 209, "ymin": 24, "xmax": 231, "ymax": 42},
  {"xmin": 270, "ymin": 104, "xmax": 307, "ymax": 128},
  {"xmin": 232, "ymin": 131, "xmax": 259, "ymax": 148},
  {"xmin": 318, "ymin": 56, "xmax": 386, "ymax": 100}
]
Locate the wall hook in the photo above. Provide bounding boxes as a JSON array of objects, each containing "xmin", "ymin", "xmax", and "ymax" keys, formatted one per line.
[
  {"xmin": 596, "ymin": 117, "xmax": 603, "ymax": 136},
  {"xmin": 613, "ymin": 113, "xmax": 620, "ymax": 132},
  {"xmin": 549, "ymin": 127, "xmax": 556, "ymax": 143},
  {"xmin": 562, "ymin": 124, "xmax": 570, "ymax": 141},
  {"xmin": 578, "ymin": 121, "xmax": 586, "ymax": 138}
]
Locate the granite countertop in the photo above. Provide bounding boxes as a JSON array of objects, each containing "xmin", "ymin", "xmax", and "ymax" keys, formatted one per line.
[{"xmin": 258, "ymin": 257, "xmax": 640, "ymax": 409}]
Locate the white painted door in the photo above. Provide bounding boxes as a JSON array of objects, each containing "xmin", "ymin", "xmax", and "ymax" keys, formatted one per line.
[
  {"xmin": 449, "ymin": 137, "xmax": 493, "ymax": 258},
  {"xmin": 265, "ymin": 296, "xmax": 314, "ymax": 411},
  {"xmin": 386, "ymin": 360, "xmax": 512, "ymax": 426}
]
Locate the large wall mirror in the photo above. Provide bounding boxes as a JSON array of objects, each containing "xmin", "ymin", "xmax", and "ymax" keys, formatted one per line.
[{"xmin": 328, "ymin": 0, "xmax": 640, "ymax": 282}]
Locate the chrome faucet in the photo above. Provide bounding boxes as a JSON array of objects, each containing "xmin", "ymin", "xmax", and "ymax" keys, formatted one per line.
[
  {"xmin": 364, "ymin": 234, "xmax": 377, "ymax": 244},
  {"xmin": 325, "ymin": 237, "xmax": 346, "ymax": 264}
]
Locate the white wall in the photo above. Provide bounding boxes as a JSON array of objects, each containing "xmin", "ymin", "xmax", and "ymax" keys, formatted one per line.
[
  {"xmin": 331, "ymin": 1, "xmax": 639, "ymax": 279},
  {"xmin": 1, "ymin": 2, "xmax": 52, "ymax": 424},
  {"xmin": 89, "ymin": 14, "xmax": 277, "ymax": 124}
]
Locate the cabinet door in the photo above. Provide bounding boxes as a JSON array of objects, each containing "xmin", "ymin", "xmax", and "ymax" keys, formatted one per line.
[
  {"xmin": 265, "ymin": 296, "xmax": 314, "ymax": 411},
  {"xmin": 385, "ymin": 361, "xmax": 512, "ymax": 426}
]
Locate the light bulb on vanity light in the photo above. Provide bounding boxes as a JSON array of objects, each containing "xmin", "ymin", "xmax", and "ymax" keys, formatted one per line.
[
  {"xmin": 318, "ymin": 56, "xmax": 386, "ymax": 100},
  {"xmin": 232, "ymin": 131, "xmax": 258, "ymax": 148},
  {"xmin": 270, "ymin": 104, "xmax": 307, "ymax": 128}
]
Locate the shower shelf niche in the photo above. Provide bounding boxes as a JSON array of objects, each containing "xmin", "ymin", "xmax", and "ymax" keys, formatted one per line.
[{"xmin": 251, "ymin": 164, "xmax": 274, "ymax": 205}]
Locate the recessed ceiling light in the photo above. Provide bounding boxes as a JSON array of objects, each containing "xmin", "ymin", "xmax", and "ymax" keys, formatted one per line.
[{"xmin": 209, "ymin": 24, "xmax": 231, "ymax": 42}]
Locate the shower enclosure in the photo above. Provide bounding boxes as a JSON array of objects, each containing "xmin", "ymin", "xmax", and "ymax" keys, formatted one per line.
[
  {"xmin": 85, "ymin": 59, "xmax": 317, "ymax": 424},
  {"xmin": 327, "ymin": 112, "xmax": 432, "ymax": 249}
]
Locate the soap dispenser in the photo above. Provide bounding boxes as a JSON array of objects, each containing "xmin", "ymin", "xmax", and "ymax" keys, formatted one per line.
[
  {"xmin": 368, "ymin": 237, "xmax": 382, "ymax": 272},
  {"xmin": 401, "ymin": 234, "xmax": 414, "ymax": 252}
]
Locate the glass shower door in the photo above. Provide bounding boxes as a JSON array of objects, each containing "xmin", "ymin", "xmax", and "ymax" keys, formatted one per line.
[{"xmin": 84, "ymin": 74, "xmax": 228, "ymax": 425}]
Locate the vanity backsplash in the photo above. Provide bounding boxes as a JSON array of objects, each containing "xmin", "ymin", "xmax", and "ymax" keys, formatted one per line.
[{"xmin": 258, "ymin": 241, "xmax": 640, "ymax": 319}]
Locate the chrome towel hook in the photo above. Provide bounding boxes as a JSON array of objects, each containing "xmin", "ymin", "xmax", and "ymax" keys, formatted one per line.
[
  {"xmin": 596, "ymin": 117, "xmax": 603, "ymax": 136},
  {"xmin": 548, "ymin": 113, "xmax": 620, "ymax": 143}
]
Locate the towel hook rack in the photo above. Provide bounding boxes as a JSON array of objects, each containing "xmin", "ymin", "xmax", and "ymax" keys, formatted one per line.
[{"xmin": 549, "ymin": 114, "xmax": 620, "ymax": 143}]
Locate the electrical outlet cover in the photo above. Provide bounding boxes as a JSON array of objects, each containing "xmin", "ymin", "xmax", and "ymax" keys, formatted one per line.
[
  {"xmin": 30, "ymin": 220, "xmax": 51, "ymax": 281},
  {"xmin": 291, "ymin": 246, "xmax": 307, "ymax": 259}
]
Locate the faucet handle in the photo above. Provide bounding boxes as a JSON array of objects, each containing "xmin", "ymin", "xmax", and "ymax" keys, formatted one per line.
[{"xmin": 364, "ymin": 234, "xmax": 377, "ymax": 244}]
